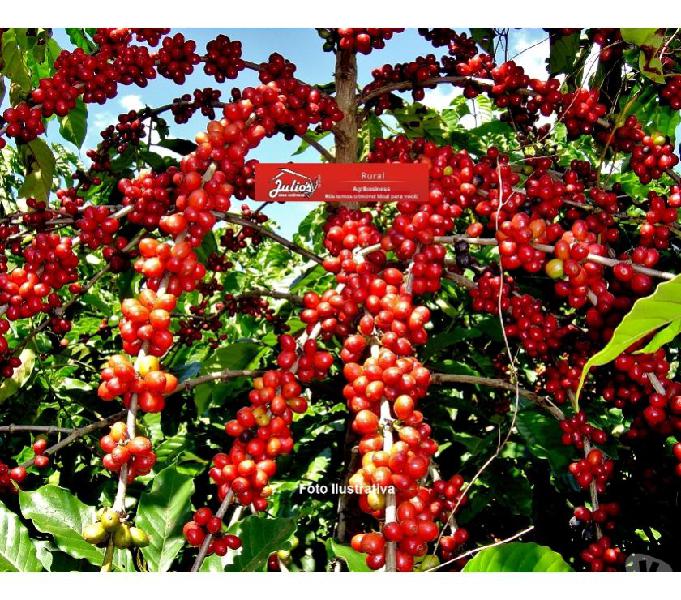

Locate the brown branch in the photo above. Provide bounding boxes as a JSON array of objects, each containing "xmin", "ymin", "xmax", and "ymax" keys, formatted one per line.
[
  {"xmin": 300, "ymin": 133, "xmax": 335, "ymax": 162},
  {"xmin": 0, "ymin": 424, "xmax": 73, "ymax": 434},
  {"xmin": 431, "ymin": 372, "xmax": 565, "ymax": 421},
  {"xmin": 360, "ymin": 75, "xmax": 503, "ymax": 105},
  {"xmin": 583, "ymin": 437, "xmax": 603, "ymax": 540},
  {"xmin": 435, "ymin": 235, "xmax": 677, "ymax": 281},
  {"xmin": 190, "ymin": 491, "xmax": 234, "ymax": 572},
  {"xmin": 174, "ymin": 369, "xmax": 263, "ymax": 393},
  {"xmin": 19, "ymin": 410, "xmax": 126, "ymax": 468},
  {"xmin": 667, "ymin": 169, "xmax": 681, "ymax": 184},
  {"xmin": 237, "ymin": 289, "xmax": 303, "ymax": 304},
  {"xmin": 219, "ymin": 212, "xmax": 324, "ymax": 265},
  {"xmin": 173, "ymin": 290, "xmax": 302, "ymax": 322},
  {"xmin": 444, "ymin": 271, "xmax": 476, "ymax": 289},
  {"xmin": 379, "ymin": 394, "xmax": 397, "ymax": 572},
  {"xmin": 333, "ymin": 426, "xmax": 360, "ymax": 543}
]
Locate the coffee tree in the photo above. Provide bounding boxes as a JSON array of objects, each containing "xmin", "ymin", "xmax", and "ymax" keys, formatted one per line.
[{"xmin": 0, "ymin": 27, "xmax": 680, "ymax": 573}]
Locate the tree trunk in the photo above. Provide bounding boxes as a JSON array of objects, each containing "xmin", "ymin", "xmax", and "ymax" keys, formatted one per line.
[{"xmin": 333, "ymin": 49, "xmax": 358, "ymax": 164}]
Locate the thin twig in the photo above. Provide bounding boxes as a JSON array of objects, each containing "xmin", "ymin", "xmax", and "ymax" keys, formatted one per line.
[
  {"xmin": 219, "ymin": 212, "xmax": 324, "ymax": 265},
  {"xmin": 300, "ymin": 133, "xmax": 335, "ymax": 162},
  {"xmin": 379, "ymin": 389, "xmax": 397, "ymax": 572},
  {"xmin": 100, "ymin": 537, "xmax": 115, "ymax": 572},
  {"xmin": 583, "ymin": 437, "xmax": 602, "ymax": 540},
  {"xmin": 436, "ymin": 163, "xmax": 522, "ymax": 548},
  {"xmin": 431, "ymin": 373, "xmax": 564, "ymax": 420},
  {"xmin": 428, "ymin": 525, "xmax": 535, "ymax": 571},
  {"xmin": 190, "ymin": 491, "xmax": 234, "ymax": 571},
  {"xmin": 444, "ymin": 271, "xmax": 477, "ymax": 290},
  {"xmin": 0, "ymin": 424, "xmax": 73, "ymax": 434},
  {"xmin": 647, "ymin": 372, "xmax": 667, "ymax": 395},
  {"xmin": 174, "ymin": 369, "xmax": 262, "ymax": 393},
  {"xmin": 237, "ymin": 289, "xmax": 303, "ymax": 304},
  {"xmin": 435, "ymin": 236, "xmax": 677, "ymax": 281},
  {"xmin": 19, "ymin": 411, "xmax": 126, "ymax": 468}
]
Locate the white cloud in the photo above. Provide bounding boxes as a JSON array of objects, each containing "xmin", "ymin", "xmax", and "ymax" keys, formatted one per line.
[
  {"xmin": 509, "ymin": 30, "xmax": 550, "ymax": 79},
  {"xmin": 421, "ymin": 86, "xmax": 462, "ymax": 111},
  {"xmin": 120, "ymin": 94, "xmax": 145, "ymax": 112},
  {"xmin": 149, "ymin": 128, "xmax": 182, "ymax": 160},
  {"xmin": 92, "ymin": 111, "xmax": 116, "ymax": 131},
  {"xmin": 420, "ymin": 88, "xmax": 484, "ymax": 129}
]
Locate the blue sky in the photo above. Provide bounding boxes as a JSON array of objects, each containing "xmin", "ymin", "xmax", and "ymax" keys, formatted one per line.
[{"xmin": 39, "ymin": 29, "xmax": 552, "ymax": 236}]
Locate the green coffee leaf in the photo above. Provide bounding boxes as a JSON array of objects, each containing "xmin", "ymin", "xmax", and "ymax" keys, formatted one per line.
[
  {"xmin": 326, "ymin": 540, "xmax": 370, "ymax": 572},
  {"xmin": 226, "ymin": 516, "xmax": 296, "ymax": 572},
  {"xmin": 59, "ymin": 99, "xmax": 88, "ymax": 148},
  {"xmin": 136, "ymin": 465, "xmax": 194, "ymax": 572},
  {"xmin": 19, "ymin": 485, "xmax": 129, "ymax": 570},
  {"xmin": 463, "ymin": 542, "xmax": 572, "ymax": 572},
  {"xmin": 18, "ymin": 138, "xmax": 56, "ymax": 201},
  {"xmin": 0, "ymin": 499, "xmax": 43, "ymax": 572},
  {"xmin": 576, "ymin": 275, "xmax": 681, "ymax": 401}
]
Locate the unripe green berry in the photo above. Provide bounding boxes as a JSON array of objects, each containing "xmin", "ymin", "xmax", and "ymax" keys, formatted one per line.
[
  {"xmin": 100, "ymin": 508, "xmax": 120, "ymax": 532},
  {"xmin": 651, "ymin": 131, "xmax": 666, "ymax": 146},
  {"xmin": 113, "ymin": 523, "xmax": 132, "ymax": 548},
  {"xmin": 545, "ymin": 258, "xmax": 564, "ymax": 280},
  {"xmin": 130, "ymin": 526, "xmax": 150, "ymax": 547},
  {"xmin": 276, "ymin": 549, "xmax": 290, "ymax": 561},
  {"xmin": 82, "ymin": 522, "xmax": 107, "ymax": 545}
]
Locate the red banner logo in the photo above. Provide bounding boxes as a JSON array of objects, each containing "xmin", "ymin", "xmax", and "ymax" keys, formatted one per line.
[{"xmin": 254, "ymin": 163, "xmax": 428, "ymax": 203}]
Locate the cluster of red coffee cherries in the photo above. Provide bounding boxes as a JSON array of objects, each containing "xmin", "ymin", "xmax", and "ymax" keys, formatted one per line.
[
  {"xmin": 315, "ymin": 176, "xmax": 461, "ymax": 570},
  {"xmin": 569, "ymin": 448, "xmax": 615, "ymax": 492},
  {"xmin": 469, "ymin": 269, "xmax": 573, "ymax": 358},
  {"xmin": 76, "ymin": 206, "xmax": 120, "ymax": 249},
  {"xmin": 91, "ymin": 110, "xmax": 147, "ymax": 166},
  {"xmin": 2, "ymin": 102, "xmax": 46, "ymax": 142},
  {"xmin": 417, "ymin": 29, "xmax": 478, "ymax": 62},
  {"xmin": 2, "ymin": 26, "xmax": 680, "ymax": 574},
  {"xmin": 99, "ymin": 421, "xmax": 156, "ymax": 483},
  {"xmin": 0, "ymin": 233, "xmax": 78, "ymax": 332},
  {"xmin": 0, "ymin": 459, "xmax": 27, "ymax": 493},
  {"xmin": 659, "ymin": 74, "xmax": 681, "ymax": 110},
  {"xmin": 560, "ymin": 412, "xmax": 608, "ymax": 449},
  {"xmin": 155, "ymin": 33, "xmax": 200, "ymax": 84},
  {"xmin": 183, "ymin": 507, "xmax": 242, "ymax": 555},
  {"xmin": 171, "ymin": 88, "xmax": 223, "ymax": 124},
  {"xmin": 589, "ymin": 28, "xmax": 625, "ymax": 63},
  {"xmin": 119, "ymin": 171, "xmax": 176, "ymax": 231},
  {"xmin": 573, "ymin": 501, "xmax": 620, "ymax": 532},
  {"xmin": 117, "ymin": 290, "xmax": 176, "ymax": 358},
  {"xmin": 135, "ymin": 238, "xmax": 206, "ymax": 295},
  {"xmin": 349, "ymin": 475, "xmax": 463, "ymax": 572},
  {"xmin": 98, "ymin": 353, "xmax": 178, "ymax": 413},
  {"xmin": 251, "ymin": 53, "xmax": 344, "ymax": 137},
  {"xmin": 363, "ymin": 54, "xmax": 441, "ymax": 110},
  {"xmin": 333, "ymin": 29, "xmax": 404, "ymax": 54},
  {"xmin": 208, "ymin": 362, "xmax": 310, "ymax": 512},
  {"xmin": 203, "ymin": 35, "xmax": 244, "ymax": 83},
  {"xmin": 600, "ymin": 117, "xmax": 679, "ymax": 183}
]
